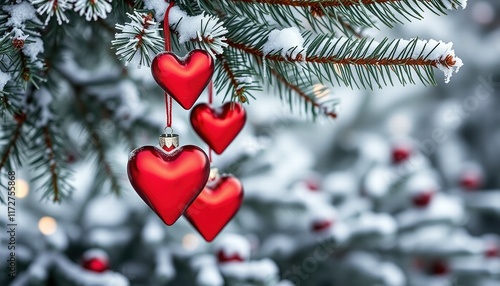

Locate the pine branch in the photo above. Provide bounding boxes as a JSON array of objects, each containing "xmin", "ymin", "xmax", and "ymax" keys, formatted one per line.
[
  {"xmin": 217, "ymin": 0, "xmax": 465, "ymax": 28},
  {"xmin": 213, "ymin": 52, "xmax": 258, "ymax": 102},
  {"xmin": 0, "ymin": 114, "xmax": 26, "ymax": 175},
  {"xmin": 41, "ymin": 127, "xmax": 61, "ymax": 202},
  {"xmin": 270, "ymin": 69, "xmax": 338, "ymax": 119}
]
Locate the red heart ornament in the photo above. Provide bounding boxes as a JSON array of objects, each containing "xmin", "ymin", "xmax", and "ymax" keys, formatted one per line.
[
  {"xmin": 190, "ymin": 102, "xmax": 246, "ymax": 154},
  {"xmin": 127, "ymin": 145, "xmax": 210, "ymax": 226},
  {"xmin": 185, "ymin": 175, "xmax": 244, "ymax": 242},
  {"xmin": 152, "ymin": 50, "xmax": 214, "ymax": 110}
]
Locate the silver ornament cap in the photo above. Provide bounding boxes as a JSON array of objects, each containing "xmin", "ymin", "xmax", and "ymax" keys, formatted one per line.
[{"xmin": 159, "ymin": 133, "xmax": 179, "ymax": 150}]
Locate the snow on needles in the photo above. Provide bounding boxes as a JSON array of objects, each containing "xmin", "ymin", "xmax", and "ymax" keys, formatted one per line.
[
  {"xmin": 0, "ymin": 71, "xmax": 11, "ymax": 91},
  {"xmin": 3, "ymin": 2, "xmax": 38, "ymax": 28},
  {"xmin": 263, "ymin": 27, "xmax": 306, "ymax": 61},
  {"xmin": 144, "ymin": 0, "xmax": 228, "ymax": 53}
]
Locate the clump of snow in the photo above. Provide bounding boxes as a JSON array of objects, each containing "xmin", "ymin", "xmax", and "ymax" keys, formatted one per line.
[
  {"xmin": 397, "ymin": 194, "xmax": 465, "ymax": 229},
  {"xmin": 0, "ymin": 70, "xmax": 11, "ymax": 91},
  {"xmin": 143, "ymin": 0, "xmax": 169, "ymax": 21},
  {"xmin": 214, "ymin": 234, "xmax": 251, "ymax": 262},
  {"xmin": 349, "ymin": 212, "xmax": 397, "ymax": 236},
  {"xmin": 219, "ymin": 258, "xmax": 279, "ymax": 281},
  {"xmin": 144, "ymin": 1, "xmax": 227, "ymax": 54},
  {"xmin": 115, "ymin": 80, "xmax": 145, "ymax": 127},
  {"xmin": 23, "ymin": 37, "xmax": 44, "ymax": 63},
  {"xmin": 263, "ymin": 27, "xmax": 306, "ymax": 61},
  {"xmin": 364, "ymin": 166, "xmax": 394, "ymax": 198},
  {"xmin": 33, "ymin": 88, "xmax": 53, "ymax": 127},
  {"xmin": 345, "ymin": 252, "xmax": 406, "ymax": 286},
  {"xmin": 84, "ymin": 195, "xmax": 130, "ymax": 227},
  {"xmin": 196, "ymin": 265, "xmax": 224, "ymax": 286},
  {"xmin": 3, "ymin": 2, "xmax": 37, "ymax": 28},
  {"xmin": 323, "ymin": 171, "xmax": 357, "ymax": 197},
  {"xmin": 83, "ymin": 248, "xmax": 109, "ymax": 262},
  {"xmin": 142, "ymin": 218, "xmax": 166, "ymax": 243},
  {"xmin": 405, "ymin": 172, "xmax": 440, "ymax": 196}
]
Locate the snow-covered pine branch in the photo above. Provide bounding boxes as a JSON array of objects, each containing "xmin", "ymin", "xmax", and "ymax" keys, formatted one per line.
[
  {"xmin": 145, "ymin": 0, "xmax": 227, "ymax": 55},
  {"xmin": 210, "ymin": 0, "xmax": 467, "ymax": 31},
  {"xmin": 74, "ymin": 0, "xmax": 112, "ymax": 21},
  {"xmin": 111, "ymin": 11, "xmax": 164, "ymax": 67},
  {"xmin": 1, "ymin": 1, "xmax": 45, "ymax": 87},
  {"xmin": 30, "ymin": 0, "xmax": 73, "ymax": 25}
]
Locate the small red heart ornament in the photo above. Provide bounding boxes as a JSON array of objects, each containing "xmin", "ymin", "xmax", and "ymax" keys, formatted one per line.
[
  {"xmin": 152, "ymin": 50, "xmax": 214, "ymax": 110},
  {"xmin": 185, "ymin": 175, "xmax": 244, "ymax": 242},
  {"xmin": 127, "ymin": 145, "xmax": 210, "ymax": 226},
  {"xmin": 190, "ymin": 102, "xmax": 246, "ymax": 154}
]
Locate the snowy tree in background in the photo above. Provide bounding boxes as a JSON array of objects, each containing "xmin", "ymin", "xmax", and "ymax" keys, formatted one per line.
[{"xmin": 2, "ymin": 0, "xmax": 500, "ymax": 285}]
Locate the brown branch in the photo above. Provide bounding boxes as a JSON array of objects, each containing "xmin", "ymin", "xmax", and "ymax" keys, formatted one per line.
[
  {"xmin": 229, "ymin": 0, "xmax": 403, "ymax": 8},
  {"xmin": 42, "ymin": 127, "xmax": 60, "ymax": 202},
  {"xmin": 0, "ymin": 114, "xmax": 26, "ymax": 173},
  {"xmin": 270, "ymin": 69, "xmax": 337, "ymax": 118},
  {"xmin": 216, "ymin": 55, "xmax": 245, "ymax": 99},
  {"xmin": 225, "ymin": 39, "xmax": 456, "ymax": 68}
]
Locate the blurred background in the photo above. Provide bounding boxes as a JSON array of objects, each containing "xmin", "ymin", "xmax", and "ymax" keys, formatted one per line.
[{"xmin": 1, "ymin": 1, "xmax": 500, "ymax": 285}]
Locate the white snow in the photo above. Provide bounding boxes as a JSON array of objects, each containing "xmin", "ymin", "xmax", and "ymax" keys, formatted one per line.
[
  {"xmin": 23, "ymin": 37, "xmax": 44, "ymax": 64},
  {"xmin": 84, "ymin": 195, "xmax": 129, "ymax": 227},
  {"xmin": 0, "ymin": 70, "xmax": 11, "ymax": 91},
  {"xmin": 34, "ymin": 88, "xmax": 53, "ymax": 127},
  {"xmin": 83, "ymin": 248, "xmax": 109, "ymax": 262},
  {"xmin": 143, "ymin": 0, "xmax": 169, "ymax": 21},
  {"xmin": 143, "ymin": 1, "xmax": 227, "ymax": 54},
  {"xmin": 322, "ymin": 171, "xmax": 357, "ymax": 197},
  {"xmin": 219, "ymin": 258, "xmax": 279, "ymax": 281},
  {"xmin": 196, "ymin": 266, "xmax": 224, "ymax": 286},
  {"xmin": 397, "ymin": 194, "xmax": 465, "ymax": 229},
  {"xmin": 263, "ymin": 27, "xmax": 306, "ymax": 61},
  {"xmin": 364, "ymin": 166, "xmax": 394, "ymax": 198},
  {"xmin": 399, "ymin": 227, "xmax": 484, "ymax": 256},
  {"xmin": 405, "ymin": 172, "xmax": 440, "ymax": 196},
  {"xmin": 349, "ymin": 212, "xmax": 397, "ymax": 237},
  {"xmin": 142, "ymin": 218, "xmax": 166, "ymax": 243},
  {"xmin": 155, "ymin": 247, "xmax": 176, "ymax": 281},
  {"xmin": 214, "ymin": 234, "xmax": 251, "ymax": 262},
  {"xmin": 345, "ymin": 252, "xmax": 406, "ymax": 286},
  {"xmin": 3, "ymin": 2, "xmax": 37, "ymax": 28}
]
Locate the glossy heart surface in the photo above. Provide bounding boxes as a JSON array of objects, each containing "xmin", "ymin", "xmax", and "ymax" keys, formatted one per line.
[
  {"xmin": 127, "ymin": 145, "xmax": 210, "ymax": 225},
  {"xmin": 190, "ymin": 102, "xmax": 246, "ymax": 154},
  {"xmin": 185, "ymin": 175, "xmax": 244, "ymax": 242},
  {"xmin": 152, "ymin": 50, "xmax": 214, "ymax": 110}
]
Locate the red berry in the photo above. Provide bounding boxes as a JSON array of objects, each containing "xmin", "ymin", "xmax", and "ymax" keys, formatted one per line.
[
  {"xmin": 392, "ymin": 144, "xmax": 412, "ymax": 164},
  {"xmin": 429, "ymin": 260, "xmax": 449, "ymax": 276},
  {"xmin": 305, "ymin": 178, "xmax": 321, "ymax": 191},
  {"xmin": 311, "ymin": 220, "xmax": 333, "ymax": 232},
  {"xmin": 460, "ymin": 172, "xmax": 483, "ymax": 191},
  {"xmin": 81, "ymin": 249, "xmax": 109, "ymax": 273},
  {"xmin": 412, "ymin": 191, "xmax": 434, "ymax": 208},
  {"xmin": 82, "ymin": 257, "xmax": 108, "ymax": 273},
  {"xmin": 485, "ymin": 245, "xmax": 499, "ymax": 258},
  {"xmin": 217, "ymin": 250, "xmax": 244, "ymax": 263}
]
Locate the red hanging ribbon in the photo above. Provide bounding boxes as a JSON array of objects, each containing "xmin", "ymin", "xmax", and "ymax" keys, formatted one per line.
[
  {"xmin": 208, "ymin": 80, "xmax": 214, "ymax": 162},
  {"xmin": 164, "ymin": 0, "xmax": 175, "ymax": 128}
]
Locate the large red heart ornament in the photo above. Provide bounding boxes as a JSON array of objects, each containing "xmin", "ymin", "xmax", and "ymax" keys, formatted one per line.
[
  {"xmin": 190, "ymin": 102, "xmax": 246, "ymax": 154},
  {"xmin": 127, "ymin": 145, "xmax": 210, "ymax": 226},
  {"xmin": 185, "ymin": 175, "xmax": 244, "ymax": 242},
  {"xmin": 152, "ymin": 50, "xmax": 214, "ymax": 110}
]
